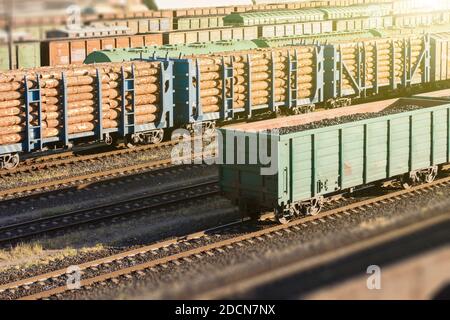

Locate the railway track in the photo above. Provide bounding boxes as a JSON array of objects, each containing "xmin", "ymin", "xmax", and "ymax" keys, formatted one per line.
[
  {"xmin": 0, "ymin": 179, "xmax": 219, "ymax": 245},
  {"xmin": 0, "ymin": 145, "xmax": 215, "ymax": 201},
  {"xmin": 3, "ymin": 173, "xmax": 450, "ymax": 300},
  {"xmin": 0, "ymin": 140, "xmax": 179, "ymax": 178},
  {"xmin": 194, "ymin": 212, "xmax": 450, "ymax": 300}
]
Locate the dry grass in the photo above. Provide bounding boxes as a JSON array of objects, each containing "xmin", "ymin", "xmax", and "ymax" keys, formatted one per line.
[
  {"xmin": 0, "ymin": 243, "xmax": 44, "ymax": 262},
  {"xmin": 0, "ymin": 242, "xmax": 105, "ymax": 271}
]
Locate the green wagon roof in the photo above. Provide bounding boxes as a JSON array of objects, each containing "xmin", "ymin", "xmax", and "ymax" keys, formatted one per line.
[
  {"xmin": 319, "ymin": 4, "xmax": 392, "ymax": 20},
  {"xmin": 254, "ymin": 30, "xmax": 380, "ymax": 48},
  {"xmin": 84, "ymin": 40, "xmax": 260, "ymax": 63},
  {"xmin": 223, "ymin": 9, "xmax": 325, "ymax": 26}
]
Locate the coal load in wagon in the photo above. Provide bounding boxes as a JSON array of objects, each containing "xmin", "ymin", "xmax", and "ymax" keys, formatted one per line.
[{"xmin": 278, "ymin": 103, "xmax": 428, "ymax": 134}]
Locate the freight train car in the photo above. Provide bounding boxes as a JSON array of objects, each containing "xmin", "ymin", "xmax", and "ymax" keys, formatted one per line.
[
  {"xmin": 223, "ymin": 4, "xmax": 392, "ymax": 26},
  {"xmin": 87, "ymin": 42, "xmax": 322, "ymax": 130},
  {"xmin": 0, "ymin": 61, "xmax": 173, "ymax": 169},
  {"xmin": 163, "ymin": 26, "xmax": 259, "ymax": 45},
  {"xmin": 87, "ymin": 32, "xmax": 437, "ymax": 108},
  {"xmin": 40, "ymin": 34, "xmax": 164, "ymax": 67},
  {"xmin": 219, "ymin": 97, "xmax": 449, "ymax": 222},
  {"xmin": 0, "ymin": 41, "xmax": 41, "ymax": 70},
  {"xmin": 259, "ymin": 32, "xmax": 439, "ymax": 107}
]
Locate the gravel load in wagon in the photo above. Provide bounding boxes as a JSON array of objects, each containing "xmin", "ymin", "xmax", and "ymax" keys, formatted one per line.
[
  {"xmin": 0, "ymin": 61, "xmax": 162, "ymax": 145},
  {"xmin": 225, "ymin": 97, "xmax": 447, "ymax": 134},
  {"xmin": 277, "ymin": 103, "xmax": 427, "ymax": 134}
]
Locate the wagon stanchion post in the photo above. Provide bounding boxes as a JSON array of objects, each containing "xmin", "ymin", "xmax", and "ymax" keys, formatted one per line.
[
  {"xmin": 24, "ymin": 73, "xmax": 43, "ymax": 153},
  {"xmin": 407, "ymin": 37, "xmax": 412, "ymax": 87},
  {"xmin": 355, "ymin": 42, "xmax": 362, "ymax": 97},
  {"xmin": 269, "ymin": 51, "xmax": 275, "ymax": 113},
  {"xmin": 391, "ymin": 39, "xmax": 396, "ymax": 90},
  {"xmin": 95, "ymin": 68, "xmax": 103, "ymax": 142},
  {"xmin": 374, "ymin": 41, "xmax": 379, "ymax": 95},
  {"xmin": 424, "ymin": 34, "xmax": 431, "ymax": 84},
  {"xmin": 293, "ymin": 48, "xmax": 299, "ymax": 111},
  {"xmin": 357, "ymin": 42, "xmax": 362, "ymax": 97},
  {"xmin": 24, "ymin": 75, "xmax": 31, "ymax": 153},
  {"xmin": 314, "ymin": 45, "xmax": 322, "ymax": 105},
  {"xmin": 245, "ymin": 53, "xmax": 253, "ymax": 119},
  {"xmin": 120, "ymin": 66, "xmax": 126, "ymax": 137},
  {"xmin": 36, "ymin": 74, "xmax": 42, "ymax": 151},
  {"xmin": 229, "ymin": 56, "xmax": 235, "ymax": 119},
  {"xmin": 61, "ymin": 72, "xmax": 69, "ymax": 147},
  {"xmin": 158, "ymin": 59, "xmax": 172, "ymax": 129},
  {"xmin": 402, "ymin": 38, "xmax": 408, "ymax": 89},
  {"xmin": 286, "ymin": 50, "xmax": 292, "ymax": 112},
  {"xmin": 361, "ymin": 42, "xmax": 367, "ymax": 98},
  {"xmin": 195, "ymin": 58, "xmax": 202, "ymax": 120},
  {"xmin": 130, "ymin": 64, "xmax": 136, "ymax": 135},
  {"xmin": 220, "ymin": 56, "xmax": 232, "ymax": 120},
  {"xmin": 338, "ymin": 44, "xmax": 343, "ymax": 99}
]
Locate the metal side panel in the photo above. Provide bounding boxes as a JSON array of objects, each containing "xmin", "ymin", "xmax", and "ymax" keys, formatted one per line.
[
  {"xmin": 365, "ymin": 121, "xmax": 388, "ymax": 183},
  {"xmin": 289, "ymin": 135, "xmax": 312, "ymax": 201},
  {"xmin": 0, "ymin": 144, "xmax": 23, "ymax": 155},
  {"xmin": 314, "ymin": 130, "xmax": 340, "ymax": 195},
  {"xmin": 277, "ymin": 137, "xmax": 290, "ymax": 206},
  {"xmin": 389, "ymin": 116, "xmax": 411, "ymax": 176},
  {"xmin": 219, "ymin": 129, "xmax": 279, "ymax": 208}
]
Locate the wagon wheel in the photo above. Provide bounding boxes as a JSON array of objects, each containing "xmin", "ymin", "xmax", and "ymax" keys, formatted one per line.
[
  {"xmin": 400, "ymin": 175, "xmax": 414, "ymax": 190},
  {"xmin": 202, "ymin": 122, "xmax": 216, "ymax": 137},
  {"xmin": 104, "ymin": 134, "xmax": 116, "ymax": 146},
  {"xmin": 274, "ymin": 207, "xmax": 290, "ymax": 225},
  {"xmin": 302, "ymin": 198, "xmax": 323, "ymax": 216},
  {"xmin": 308, "ymin": 105, "xmax": 316, "ymax": 113},
  {"xmin": 125, "ymin": 136, "xmax": 137, "ymax": 149},
  {"xmin": 424, "ymin": 168, "xmax": 438, "ymax": 184},
  {"xmin": 149, "ymin": 130, "xmax": 164, "ymax": 144},
  {"xmin": 290, "ymin": 106, "xmax": 302, "ymax": 115},
  {"xmin": 3, "ymin": 153, "xmax": 19, "ymax": 170}
]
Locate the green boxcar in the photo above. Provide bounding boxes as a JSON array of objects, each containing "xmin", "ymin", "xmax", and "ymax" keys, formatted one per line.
[
  {"xmin": 334, "ymin": 16, "xmax": 393, "ymax": 32},
  {"xmin": 174, "ymin": 15, "xmax": 225, "ymax": 30},
  {"xmin": 220, "ymin": 97, "xmax": 450, "ymax": 220},
  {"xmin": 0, "ymin": 41, "xmax": 41, "ymax": 70},
  {"xmin": 320, "ymin": 4, "xmax": 392, "ymax": 20},
  {"xmin": 223, "ymin": 9, "xmax": 325, "ymax": 26}
]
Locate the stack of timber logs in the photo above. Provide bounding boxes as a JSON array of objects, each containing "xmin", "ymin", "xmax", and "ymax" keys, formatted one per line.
[{"xmin": 0, "ymin": 61, "xmax": 161, "ymax": 145}]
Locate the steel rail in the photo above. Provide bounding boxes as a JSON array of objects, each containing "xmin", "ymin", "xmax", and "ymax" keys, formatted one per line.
[
  {"xmin": 0, "ymin": 140, "xmax": 180, "ymax": 177},
  {"xmin": 0, "ymin": 180, "xmax": 219, "ymax": 245},
  {"xmin": 0, "ymin": 150, "xmax": 215, "ymax": 201}
]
